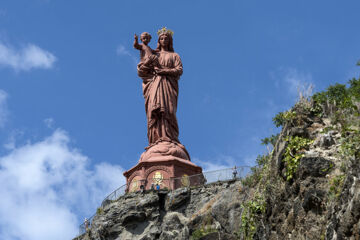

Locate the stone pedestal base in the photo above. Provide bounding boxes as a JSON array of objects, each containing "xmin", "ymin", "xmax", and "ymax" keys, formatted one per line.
[{"xmin": 123, "ymin": 141, "xmax": 202, "ymax": 192}]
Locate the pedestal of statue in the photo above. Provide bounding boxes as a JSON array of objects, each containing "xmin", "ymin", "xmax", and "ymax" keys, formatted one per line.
[{"xmin": 123, "ymin": 140, "xmax": 202, "ymax": 192}]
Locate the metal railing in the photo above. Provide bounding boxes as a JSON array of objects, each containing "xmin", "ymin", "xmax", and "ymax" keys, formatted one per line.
[
  {"xmin": 100, "ymin": 184, "xmax": 127, "ymax": 208},
  {"xmin": 78, "ymin": 214, "xmax": 95, "ymax": 236},
  {"xmin": 78, "ymin": 166, "xmax": 252, "ymax": 235},
  {"xmin": 171, "ymin": 167, "xmax": 251, "ymax": 188}
]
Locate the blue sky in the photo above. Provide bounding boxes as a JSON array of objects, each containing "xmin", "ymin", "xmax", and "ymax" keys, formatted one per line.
[{"xmin": 0, "ymin": 1, "xmax": 359, "ymax": 239}]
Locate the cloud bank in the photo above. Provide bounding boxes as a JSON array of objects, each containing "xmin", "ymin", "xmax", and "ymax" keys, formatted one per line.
[
  {"xmin": 0, "ymin": 129, "xmax": 125, "ymax": 240},
  {"xmin": 0, "ymin": 42, "xmax": 56, "ymax": 71}
]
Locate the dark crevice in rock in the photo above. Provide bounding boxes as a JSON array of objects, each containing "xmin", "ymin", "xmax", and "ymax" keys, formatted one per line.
[
  {"xmin": 158, "ymin": 210, "xmax": 166, "ymax": 225},
  {"xmin": 302, "ymin": 189, "xmax": 326, "ymax": 214},
  {"xmin": 158, "ymin": 192, "xmax": 167, "ymax": 211},
  {"xmin": 210, "ymin": 212, "xmax": 227, "ymax": 233},
  {"xmin": 297, "ymin": 157, "xmax": 334, "ymax": 180}
]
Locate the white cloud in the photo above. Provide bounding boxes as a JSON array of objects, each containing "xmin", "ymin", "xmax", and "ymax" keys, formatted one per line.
[
  {"xmin": 116, "ymin": 44, "xmax": 131, "ymax": 56},
  {"xmin": 193, "ymin": 153, "xmax": 257, "ymax": 180},
  {"xmin": 282, "ymin": 68, "xmax": 313, "ymax": 96},
  {"xmin": 0, "ymin": 129, "xmax": 125, "ymax": 240},
  {"xmin": 116, "ymin": 44, "xmax": 137, "ymax": 65},
  {"xmin": 193, "ymin": 155, "xmax": 256, "ymax": 183},
  {"xmin": 194, "ymin": 158, "xmax": 233, "ymax": 172},
  {"xmin": 193, "ymin": 153, "xmax": 258, "ymax": 173},
  {"xmin": 241, "ymin": 154, "xmax": 258, "ymax": 167},
  {"xmin": 0, "ymin": 42, "xmax": 56, "ymax": 71},
  {"xmin": 0, "ymin": 90, "xmax": 8, "ymax": 127},
  {"xmin": 271, "ymin": 67, "xmax": 314, "ymax": 99},
  {"xmin": 3, "ymin": 130, "xmax": 23, "ymax": 150},
  {"xmin": 193, "ymin": 154, "xmax": 238, "ymax": 172},
  {"xmin": 192, "ymin": 157, "xmax": 232, "ymax": 183},
  {"xmin": 3, "ymin": 138, "xmax": 15, "ymax": 150},
  {"xmin": 44, "ymin": 117, "xmax": 55, "ymax": 128}
]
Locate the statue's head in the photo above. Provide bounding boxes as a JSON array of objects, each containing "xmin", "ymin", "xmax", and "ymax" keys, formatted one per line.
[
  {"xmin": 156, "ymin": 27, "xmax": 174, "ymax": 52},
  {"xmin": 140, "ymin": 32, "xmax": 151, "ymax": 45}
]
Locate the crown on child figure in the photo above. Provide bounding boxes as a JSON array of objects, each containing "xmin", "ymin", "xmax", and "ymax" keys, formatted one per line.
[{"xmin": 157, "ymin": 27, "xmax": 174, "ymax": 36}]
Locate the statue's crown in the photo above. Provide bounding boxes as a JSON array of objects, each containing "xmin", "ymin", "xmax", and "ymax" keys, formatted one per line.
[{"xmin": 157, "ymin": 27, "xmax": 174, "ymax": 36}]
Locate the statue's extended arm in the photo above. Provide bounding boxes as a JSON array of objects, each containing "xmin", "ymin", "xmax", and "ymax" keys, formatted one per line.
[{"xmin": 133, "ymin": 34, "xmax": 141, "ymax": 50}]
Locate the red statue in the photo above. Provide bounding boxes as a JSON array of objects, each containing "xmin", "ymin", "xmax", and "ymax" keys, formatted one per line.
[
  {"xmin": 135, "ymin": 28, "xmax": 181, "ymax": 145},
  {"xmin": 124, "ymin": 28, "xmax": 202, "ymax": 191}
]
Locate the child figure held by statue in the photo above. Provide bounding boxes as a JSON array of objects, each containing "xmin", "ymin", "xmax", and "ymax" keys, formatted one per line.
[{"xmin": 133, "ymin": 32, "xmax": 161, "ymax": 75}]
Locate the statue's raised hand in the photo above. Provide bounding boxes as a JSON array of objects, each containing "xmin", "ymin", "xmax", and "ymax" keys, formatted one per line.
[{"xmin": 133, "ymin": 34, "xmax": 140, "ymax": 50}]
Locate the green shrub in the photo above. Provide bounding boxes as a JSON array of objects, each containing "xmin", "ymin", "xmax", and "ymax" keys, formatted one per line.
[
  {"xmin": 329, "ymin": 175, "xmax": 345, "ymax": 200},
  {"xmin": 261, "ymin": 134, "xmax": 279, "ymax": 148},
  {"xmin": 240, "ymin": 194, "xmax": 266, "ymax": 240},
  {"xmin": 191, "ymin": 227, "xmax": 217, "ymax": 240},
  {"xmin": 327, "ymin": 83, "xmax": 349, "ymax": 107},
  {"xmin": 283, "ymin": 136, "xmax": 313, "ymax": 181},
  {"xmin": 320, "ymin": 126, "xmax": 335, "ymax": 134},
  {"xmin": 310, "ymin": 78, "xmax": 360, "ymax": 118},
  {"xmin": 273, "ymin": 111, "xmax": 297, "ymax": 127},
  {"xmin": 340, "ymin": 130, "xmax": 360, "ymax": 159},
  {"xmin": 256, "ymin": 154, "xmax": 270, "ymax": 167},
  {"xmin": 242, "ymin": 167, "xmax": 262, "ymax": 188},
  {"xmin": 348, "ymin": 77, "xmax": 360, "ymax": 101},
  {"xmin": 191, "ymin": 214, "xmax": 217, "ymax": 240},
  {"xmin": 96, "ymin": 207, "xmax": 103, "ymax": 215},
  {"xmin": 242, "ymin": 154, "xmax": 270, "ymax": 187}
]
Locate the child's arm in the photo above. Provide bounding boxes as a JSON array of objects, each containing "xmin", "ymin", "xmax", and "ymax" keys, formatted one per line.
[{"xmin": 133, "ymin": 34, "xmax": 142, "ymax": 50}]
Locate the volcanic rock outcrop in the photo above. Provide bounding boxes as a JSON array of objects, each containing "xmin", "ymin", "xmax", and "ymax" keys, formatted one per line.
[{"xmin": 75, "ymin": 79, "xmax": 360, "ymax": 239}]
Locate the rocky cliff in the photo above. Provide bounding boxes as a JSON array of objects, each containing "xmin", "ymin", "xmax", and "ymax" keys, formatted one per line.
[
  {"xmin": 74, "ymin": 180, "xmax": 250, "ymax": 240},
  {"xmin": 249, "ymin": 79, "xmax": 360, "ymax": 240},
  {"xmin": 75, "ymin": 79, "xmax": 360, "ymax": 240}
]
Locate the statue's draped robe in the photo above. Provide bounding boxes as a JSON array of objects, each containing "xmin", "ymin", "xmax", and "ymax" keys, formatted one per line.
[{"xmin": 137, "ymin": 51, "xmax": 183, "ymax": 145}]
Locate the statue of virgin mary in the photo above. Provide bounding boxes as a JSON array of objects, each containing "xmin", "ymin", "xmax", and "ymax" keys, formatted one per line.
[{"xmin": 137, "ymin": 27, "xmax": 183, "ymax": 146}]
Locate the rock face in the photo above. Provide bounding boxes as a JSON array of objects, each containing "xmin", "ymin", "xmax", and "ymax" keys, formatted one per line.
[
  {"xmin": 75, "ymin": 180, "xmax": 248, "ymax": 240},
  {"xmin": 74, "ymin": 112, "xmax": 360, "ymax": 240},
  {"xmin": 252, "ymin": 108, "xmax": 360, "ymax": 239},
  {"xmin": 75, "ymin": 90, "xmax": 360, "ymax": 239}
]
